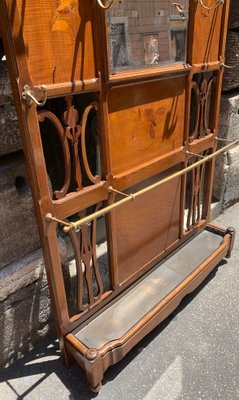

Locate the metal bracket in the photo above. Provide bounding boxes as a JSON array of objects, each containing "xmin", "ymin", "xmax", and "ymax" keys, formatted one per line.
[
  {"xmin": 22, "ymin": 84, "xmax": 47, "ymax": 107},
  {"xmin": 108, "ymin": 186, "xmax": 135, "ymax": 200},
  {"xmin": 45, "ymin": 213, "xmax": 72, "ymax": 227}
]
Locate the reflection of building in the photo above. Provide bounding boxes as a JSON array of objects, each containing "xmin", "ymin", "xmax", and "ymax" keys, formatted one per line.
[
  {"xmin": 143, "ymin": 35, "xmax": 160, "ymax": 64},
  {"xmin": 108, "ymin": 0, "xmax": 189, "ymax": 70},
  {"xmin": 111, "ymin": 23, "xmax": 129, "ymax": 68}
]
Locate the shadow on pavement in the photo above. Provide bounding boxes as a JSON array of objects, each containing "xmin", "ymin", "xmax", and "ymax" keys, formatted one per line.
[{"xmin": 0, "ymin": 260, "xmax": 225, "ymax": 400}]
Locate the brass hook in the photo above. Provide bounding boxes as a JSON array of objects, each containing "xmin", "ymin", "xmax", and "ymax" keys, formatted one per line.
[
  {"xmin": 220, "ymin": 54, "xmax": 239, "ymax": 69},
  {"xmin": 22, "ymin": 84, "xmax": 47, "ymax": 107},
  {"xmin": 196, "ymin": 0, "xmax": 224, "ymax": 11},
  {"xmin": 96, "ymin": 0, "xmax": 114, "ymax": 9},
  {"xmin": 172, "ymin": 3, "xmax": 186, "ymax": 17}
]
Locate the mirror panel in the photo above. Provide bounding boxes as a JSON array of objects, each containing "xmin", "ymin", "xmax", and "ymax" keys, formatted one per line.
[{"xmin": 107, "ymin": 0, "xmax": 189, "ymax": 74}]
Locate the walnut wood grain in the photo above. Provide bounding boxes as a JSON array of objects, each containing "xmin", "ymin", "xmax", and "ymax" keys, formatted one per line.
[{"xmin": 188, "ymin": 0, "xmax": 224, "ymax": 65}]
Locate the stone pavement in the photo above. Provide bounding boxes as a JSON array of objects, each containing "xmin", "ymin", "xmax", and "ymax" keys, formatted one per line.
[{"xmin": 0, "ymin": 203, "xmax": 239, "ymax": 400}]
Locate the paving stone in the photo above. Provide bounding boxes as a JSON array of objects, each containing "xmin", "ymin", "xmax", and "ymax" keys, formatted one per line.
[
  {"xmin": 0, "ymin": 152, "xmax": 40, "ymax": 268},
  {"xmin": 0, "ymin": 44, "xmax": 22, "ymax": 156},
  {"xmin": 0, "ymin": 281, "xmax": 53, "ymax": 367},
  {"xmin": 214, "ymin": 93, "xmax": 239, "ymax": 207},
  {"xmin": 222, "ymin": 31, "xmax": 239, "ymax": 91},
  {"xmin": 214, "ymin": 149, "xmax": 239, "ymax": 209},
  {"xmin": 228, "ymin": 0, "xmax": 239, "ymax": 29},
  {"xmin": 0, "ymin": 250, "xmax": 45, "ymax": 303},
  {"xmin": 219, "ymin": 92, "xmax": 239, "ymax": 140}
]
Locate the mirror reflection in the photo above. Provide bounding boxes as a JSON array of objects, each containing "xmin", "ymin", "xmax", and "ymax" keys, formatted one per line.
[{"xmin": 107, "ymin": 0, "xmax": 189, "ymax": 73}]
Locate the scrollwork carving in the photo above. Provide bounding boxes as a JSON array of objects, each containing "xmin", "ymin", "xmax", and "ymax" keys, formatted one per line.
[
  {"xmin": 68, "ymin": 203, "xmax": 104, "ymax": 312},
  {"xmin": 63, "ymin": 96, "xmax": 83, "ymax": 192},
  {"xmin": 38, "ymin": 110, "xmax": 71, "ymax": 199},
  {"xmin": 190, "ymin": 74, "xmax": 216, "ymax": 142},
  {"xmin": 38, "ymin": 97, "xmax": 101, "ymax": 199},
  {"xmin": 186, "ymin": 151, "xmax": 209, "ymax": 230}
]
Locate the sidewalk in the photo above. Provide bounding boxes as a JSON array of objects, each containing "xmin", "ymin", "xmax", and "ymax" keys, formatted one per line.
[{"xmin": 1, "ymin": 203, "xmax": 239, "ymax": 400}]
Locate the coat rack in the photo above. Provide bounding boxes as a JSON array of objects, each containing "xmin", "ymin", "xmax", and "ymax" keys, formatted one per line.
[{"xmin": 0, "ymin": 0, "xmax": 235, "ymax": 392}]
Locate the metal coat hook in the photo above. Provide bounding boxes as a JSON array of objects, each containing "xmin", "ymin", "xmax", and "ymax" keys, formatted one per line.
[
  {"xmin": 172, "ymin": 3, "xmax": 186, "ymax": 18},
  {"xmin": 22, "ymin": 84, "xmax": 47, "ymax": 107},
  {"xmin": 96, "ymin": 0, "xmax": 114, "ymax": 9},
  {"xmin": 196, "ymin": 0, "xmax": 224, "ymax": 11},
  {"xmin": 220, "ymin": 54, "xmax": 239, "ymax": 69}
]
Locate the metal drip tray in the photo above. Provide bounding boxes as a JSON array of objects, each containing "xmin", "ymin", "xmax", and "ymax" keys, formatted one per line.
[{"xmin": 73, "ymin": 229, "xmax": 223, "ymax": 350}]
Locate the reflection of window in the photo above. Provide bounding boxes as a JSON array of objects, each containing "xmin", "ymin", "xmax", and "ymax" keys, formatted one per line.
[
  {"xmin": 171, "ymin": 30, "xmax": 186, "ymax": 62},
  {"xmin": 107, "ymin": 0, "xmax": 189, "ymax": 73},
  {"xmin": 143, "ymin": 35, "xmax": 160, "ymax": 65},
  {"xmin": 110, "ymin": 23, "xmax": 129, "ymax": 69}
]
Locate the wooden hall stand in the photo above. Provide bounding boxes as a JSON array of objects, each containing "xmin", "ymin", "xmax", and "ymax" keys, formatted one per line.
[{"xmin": 0, "ymin": 0, "xmax": 236, "ymax": 392}]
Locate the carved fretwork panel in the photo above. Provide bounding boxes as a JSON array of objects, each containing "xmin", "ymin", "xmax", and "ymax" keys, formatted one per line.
[
  {"xmin": 60, "ymin": 204, "xmax": 110, "ymax": 317},
  {"xmin": 38, "ymin": 96, "xmax": 101, "ymax": 199},
  {"xmin": 189, "ymin": 73, "xmax": 216, "ymax": 142},
  {"xmin": 184, "ymin": 152, "xmax": 210, "ymax": 231}
]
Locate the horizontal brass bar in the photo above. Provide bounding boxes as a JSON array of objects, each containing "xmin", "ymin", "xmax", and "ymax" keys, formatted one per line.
[
  {"xmin": 45, "ymin": 213, "xmax": 72, "ymax": 227},
  {"xmin": 61, "ymin": 140, "xmax": 239, "ymax": 233}
]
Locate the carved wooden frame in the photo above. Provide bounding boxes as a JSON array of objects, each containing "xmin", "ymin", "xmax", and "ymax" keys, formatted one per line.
[{"xmin": 0, "ymin": 0, "xmax": 234, "ymax": 392}]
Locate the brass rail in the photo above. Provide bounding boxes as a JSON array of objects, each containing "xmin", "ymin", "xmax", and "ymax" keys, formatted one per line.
[{"xmin": 46, "ymin": 140, "xmax": 239, "ymax": 232}]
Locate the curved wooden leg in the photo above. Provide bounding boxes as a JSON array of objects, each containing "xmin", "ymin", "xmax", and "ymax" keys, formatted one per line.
[
  {"xmin": 84, "ymin": 348, "xmax": 103, "ymax": 393},
  {"xmin": 90, "ymin": 382, "xmax": 102, "ymax": 393},
  {"xmin": 226, "ymin": 226, "xmax": 235, "ymax": 258},
  {"xmin": 59, "ymin": 338, "xmax": 75, "ymax": 368}
]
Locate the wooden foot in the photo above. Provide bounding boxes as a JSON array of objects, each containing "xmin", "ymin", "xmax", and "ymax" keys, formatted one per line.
[
  {"xmin": 226, "ymin": 226, "xmax": 235, "ymax": 258},
  {"xmin": 59, "ymin": 339, "xmax": 75, "ymax": 368},
  {"xmin": 90, "ymin": 382, "xmax": 102, "ymax": 393}
]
